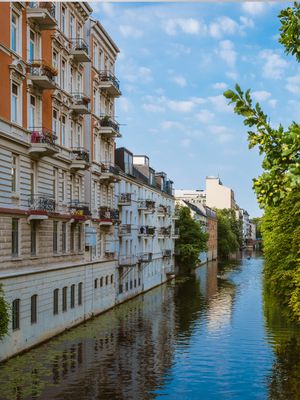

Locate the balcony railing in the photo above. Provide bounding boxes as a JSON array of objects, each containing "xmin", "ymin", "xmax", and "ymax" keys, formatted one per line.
[
  {"xmin": 28, "ymin": 60, "xmax": 57, "ymax": 89},
  {"xmin": 157, "ymin": 205, "xmax": 168, "ymax": 214},
  {"xmin": 119, "ymin": 224, "xmax": 131, "ymax": 235},
  {"xmin": 71, "ymin": 147, "xmax": 90, "ymax": 163},
  {"xmin": 28, "ymin": 2, "xmax": 56, "ymax": 16},
  {"xmin": 159, "ymin": 227, "xmax": 171, "ymax": 236},
  {"xmin": 99, "ymin": 115, "xmax": 120, "ymax": 136},
  {"xmin": 118, "ymin": 193, "xmax": 131, "ymax": 205},
  {"xmin": 99, "ymin": 71, "xmax": 121, "ymax": 97},
  {"xmin": 172, "ymin": 228, "xmax": 180, "ymax": 238},
  {"xmin": 99, "ymin": 162, "xmax": 120, "ymax": 181},
  {"xmin": 138, "ymin": 226, "xmax": 156, "ymax": 236},
  {"xmin": 119, "ymin": 255, "xmax": 138, "ymax": 267},
  {"xmin": 27, "ymin": 2, "xmax": 57, "ymax": 29},
  {"xmin": 71, "ymin": 93, "xmax": 90, "ymax": 114},
  {"xmin": 69, "ymin": 201, "xmax": 91, "ymax": 218},
  {"xmin": 28, "ymin": 194, "xmax": 56, "ymax": 213},
  {"xmin": 70, "ymin": 38, "xmax": 88, "ymax": 53},
  {"xmin": 138, "ymin": 199, "xmax": 156, "ymax": 211},
  {"xmin": 138, "ymin": 252, "xmax": 153, "ymax": 263},
  {"xmin": 99, "ymin": 207, "xmax": 119, "ymax": 222},
  {"xmin": 29, "ymin": 127, "xmax": 59, "ymax": 157},
  {"xmin": 163, "ymin": 249, "xmax": 172, "ymax": 258}
]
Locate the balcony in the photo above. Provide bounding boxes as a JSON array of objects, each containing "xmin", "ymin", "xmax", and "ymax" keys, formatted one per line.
[
  {"xmin": 71, "ymin": 93, "xmax": 90, "ymax": 114},
  {"xmin": 70, "ymin": 148, "xmax": 90, "ymax": 171},
  {"xmin": 157, "ymin": 205, "xmax": 168, "ymax": 215},
  {"xmin": 29, "ymin": 127, "xmax": 59, "ymax": 158},
  {"xmin": 119, "ymin": 224, "xmax": 131, "ymax": 236},
  {"xmin": 138, "ymin": 226, "xmax": 156, "ymax": 236},
  {"xmin": 27, "ymin": 194, "xmax": 56, "ymax": 220},
  {"xmin": 158, "ymin": 227, "xmax": 171, "ymax": 238},
  {"xmin": 172, "ymin": 228, "xmax": 180, "ymax": 239},
  {"xmin": 138, "ymin": 252, "xmax": 153, "ymax": 263},
  {"xmin": 26, "ymin": 2, "xmax": 57, "ymax": 30},
  {"xmin": 99, "ymin": 116, "xmax": 121, "ymax": 138},
  {"xmin": 138, "ymin": 199, "xmax": 156, "ymax": 213},
  {"xmin": 70, "ymin": 38, "xmax": 90, "ymax": 63},
  {"xmin": 99, "ymin": 207, "xmax": 119, "ymax": 226},
  {"xmin": 69, "ymin": 201, "xmax": 91, "ymax": 221},
  {"xmin": 163, "ymin": 249, "xmax": 172, "ymax": 258},
  {"xmin": 99, "ymin": 71, "xmax": 121, "ymax": 97},
  {"xmin": 99, "ymin": 163, "xmax": 120, "ymax": 183},
  {"xmin": 119, "ymin": 255, "xmax": 138, "ymax": 267},
  {"xmin": 27, "ymin": 60, "xmax": 57, "ymax": 90},
  {"xmin": 118, "ymin": 193, "xmax": 131, "ymax": 206}
]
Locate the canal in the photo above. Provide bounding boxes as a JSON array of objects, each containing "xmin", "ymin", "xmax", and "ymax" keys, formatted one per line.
[{"xmin": 0, "ymin": 253, "xmax": 300, "ymax": 400}]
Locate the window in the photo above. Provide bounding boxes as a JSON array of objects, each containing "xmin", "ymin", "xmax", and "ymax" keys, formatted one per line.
[
  {"xmin": 12, "ymin": 218, "xmax": 19, "ymax": 257},
  {"xmin": 61, "ymin": 115, "xmax": 66, "ymax": 146},
  {"xmin": 11, "ymin": 154, "xmax": 18, "ymax": 192},
  {"xmin": 78, "ymin": 282, "xmax": 82, "ymax": 305},
  {"xmin": 11, "ymin": 11, "xmax": 18, "ymax": 52},
  {"xmin": 12, "ymin": 299, "xmax": 20, "ymax": 331},
  {"xmin": 61, "ymin": 6, "xmax": 66, "ymax": 34},
  {"xmin": 111, "ymin": 274, "xmax": 114, "ymax": 284},
  {"xmin": 53, "ymin": 289, "xmax": 59, "ymax": 315},
  {"xmin": 53, "ymin": 221, "xmax": 58, "ymax": 253},
  {"xmin": 125, "ymin": 282, "xmax": 128, "ymax": 291},
  {"xmin": 94, "ymin": 279, "xmax": 98, "ymax": 289},
  {"xmin": 78, "ymin": 224, "xmax": 81, "ymax": 251},
  {"xmin": 105, "ymin": 276, "xmax": 108, "ymax": 286},
  {"xmin": 29, "ymin": 30, "xmax": 35, "ymax": 61},
  {"xmin": 11, "ymin": 82, "xmax": 19, "ymax": 123},
  {"xmin": 53, "ymin": 167, "xmax": 58, "ymax": 201},
  {"xmin": 31, "ymin": 294, "xmax": 37, "ymax": 324},
  {"xmin": 70, "ymin": 223, "xmax": 75, "ymax": 252},
  {"xmin": 62, "ymin": 287, "xmax": 67, "ymax": 312},
  {"xmin": 61, "ymin": 59, "xmax": 66, "ymax": 90},
  {"xmin": 30, "ymin": 221, "xmax": 37, "ymax": 256},
  {"xmin": 29, "ymin": 95, "xmax": 36, "ymax": 128},
  {"xmin": 100, "ymin": 277, "xmax": 103, "ymax": 287},
  {"xmin": 70, "ymin": 14, "xmax": 75, "ymax": 39},
  {"xmin": 30, "ymin": 161, "xmax": 36, "ymax": 197},
  {"xmin": 52, "ymin": 109, "xmax": 59, "ymax": 135},
  {"xmin": 70, "ymin": 284, "xmax": 75, "ymax": 308},
  {"xmin": 93, "ymin": 43, "xmax": 98, "ymax": 68},
  {"xmin": 61, "ymin": 171, "xmax": 65, "ymax": 201},
  {"xmin": 53, "ymin": 51, "xmax": 58, "ymax": 83},
  {"xmin": 62, "ymin": 222, "xmax": 67, "ymax": 253},
  {"xmin": 77, "ymin": 124, "xmax": 82, "ymax": 147}
]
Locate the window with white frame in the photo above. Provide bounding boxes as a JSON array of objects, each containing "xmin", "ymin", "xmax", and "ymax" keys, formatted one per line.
[
  {"xmin": 61, "ymin": 6, "xmax": 66, "ymax": 34},
  {"xmin": 61, "ymin": 59, "xmax": 66, "ymax": 90},
  {"xmin": 11, "ymin": 9, "xmax": 21, "ymax": 54},
  {"xmin": 93, "ymin": 43, "xmax": 98, "ymax": 69},
  {"xmin": 28, "ymin": 95, "xmax": 36, "ymax": 128},
  {"xmin": 53, "ymin": 167, "xmax": 58, "ymax": 201},
  {"xmin": 77, "ymin": 23, "xmax": 82, "ymax": 39},
  {"xmin": 70, "ymin": 67, "xmax": 73, "ymax": 93},
  {"xmin": 52, "ymin": 50, "xmax": 58, "ymax": 83},
  {"xmin": 70, "ymin": 121, "xmax": 74, "ymax": 147},
  {"xmin": 29, "ymin": 29, "xmax": 35, "ymax": 61},
  {"xmin": 52, "ymin": 109, "xmax": 59, "ymax": 135},
  {"xmin": 77, "ymin": 72, "xmax": 82, "ymax": 93},
  {"xmin": 61, "ymin": 171, "xmax": 66, "ymax": 202},
  {"xmin": 61, "ymin": 115, "xmax": 66, "ymax": 146},
  {"xmin": 11, "ymin": 153, "xmax": 19, "ymax": 193},
  {"xmin": 11, "ymin": 82, "xmax": 21, "ymax": 124},
  {"xmin": 76, "ymin": 124, "xmax": 82, "ymax": 148},
  {"xmin": 70, "ymin": 14, "xmax": 75, "ymax": 39}
]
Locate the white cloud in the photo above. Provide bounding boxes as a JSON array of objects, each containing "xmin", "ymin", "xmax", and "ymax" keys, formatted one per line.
[
  {"xmin": 241, "ymin": 2, "xmax": 268, "ymax": 15},
  {"xmin": 208, "ymin": 125, "xmax": 234, "ymax": 143},
  {"xmin": 209, "ymin": 17, "xmax": 239, "ymax": 39},
  {"xmin": 239, "ymin": 16, "xmax": 254, "ymax": 28},
  {"xmin": 268, "ymin": 99, "xmax": 278, "ymax": 108},
  {"xmin": 181, "ymin": 138, "xmax": 191, "ymax": 148},
  {"xmin": 143, "ymin": 103, "xmax": 165, "ymax": 113},
  {"xmin": 212, "ymin": 82, "xmax": 228, "ymax": 90},
  {"xmin": 160, "ymin": 121, "xmax": 183, "ymax": 130},
  {"xmin": 209, "ymin": 95, "xmax": 232, "ymax": 113},
  {"xmin": 286, "ymin": 75, "xmax": 300, "ymax": 94},
  {"xmin": 118, "ymin": 97, "xmax": 131, "ymax": 113},
  {"xmin": 216, "ymin": 40, "xmax": 237, "ymax": 69},
  {"xmin": 121, "ymin": 64, "xmax": 152, "ymax": 83},
  {"xmin": 260, "ymin": 50, "xmax": 288, "ymax": 79},
  {"xmin": 196, "ymin": 109, "xmax": 215, "ymax": 124},
  {"xmin": 120, "ymin": 25, "xmax": 143, "ymax": 38},
  {"xmin": 164, "ymin": 18, "xmax": 202, "ymax": 35},
  {"xmin": 101, "ymin": 3, "xmax": 114, "ymax": 17},
  {"xmin": 167, "ymin": 100, "xmax": 196, "ymax": 113},
  {"xmin": 252, "ymin": 90, "xmax": 271, "ymax": 102},
  {"xmin": 226, "ymin": 71, "xmax": 239, "ymax": 80},
  {"xmin": 171, "ymin": 75, "xmax": 187, "ymax": 87},
  {"xmin": 166, "ymin": 43, "xmax": 192, "ymax": 57}
]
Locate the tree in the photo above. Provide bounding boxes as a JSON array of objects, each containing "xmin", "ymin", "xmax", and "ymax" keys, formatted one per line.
[
  {"xmin": 0, "ymin": 284, "xmax": 9, "ymax": 340},
  {"xmin": 215, "ymin": 209, "xmax": 240, "ymax": 259},
  {"xmin": 175, "ymin": 207, "xmax": 208, "ymax": 272},
  {"xmin": 223, "ymin": 2, "xmax": 300, "ymax": 319}
]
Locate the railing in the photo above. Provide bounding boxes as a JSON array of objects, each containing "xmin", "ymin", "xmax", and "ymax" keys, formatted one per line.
[
  {"xmin": 29, "ymin": 127, "xmax": 58, "ymax": 147},
  {"xmin": 71, "ymin": 92, "xmax": 90, "ymax": 106},
  {"xmin": 172, "ymin": 228, "xmax": 180, "ymax": 236},
  {"xmin": 138, "ymin": 199, "xmax": 156, "ymax": 210},
  {"xmin": 99, "ymin": 115, "xmax": 120, "ymax": 133},
  {"xmin": 99, "ymin": 207, "xmax": 119, "ymax": 221},
  {"xmin": 69, "ymin": 201, "xmax": 91, "ymax": 216},
  {"xmin": 119, "ymin": 224, "xmax": 131, "ymax": 235},
  {"xmin": 99, "ymin": 71, "xmax": 120, "ymax": 91},
  {"xmin": 118, "ymin": 193, "xmax": 131, "ymax": 204},
  {"xmin": 28, "ymin": 194, "xmax": 56, "ymax": 212},
  {"xmin": 139, "ymin": 226, "xmax": 155, "ymax": 235},
  {"xmin": 70, "ymin": 38, "xmax": 89, "ymax": 53},
  {"xmin": 119, "ymin": 255, "xmax": 137, "ymax": 266},
  {"xmin": 159, "ymin": 227, "xmax": 171, "ymax": 236},
  {"xmin": 100, "ymin": 162, "xmax": 119, "ymax": 176},
  {"xmin": 28, "ymin": 59, "xmax": 57, "ymax": 81},
  {"xmin": 71, "ymin": 147, "xmax": 90, "ymax": 163},
  {"xmin": 163, "ymin": 249, "xmax": 172, "ymax": 257},
  {"xmin": 157, "ymin": 205, "xmax": 168, "ymax": 214},
  {"xmin": 138, "ymin": 252, "xmax": 153, "ymax": 263},
  {"xmin": 28, "ymin": 2, "xmax": 56, "ymax": 17}
]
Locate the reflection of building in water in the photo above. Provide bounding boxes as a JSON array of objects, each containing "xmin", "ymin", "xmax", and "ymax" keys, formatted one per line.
[
  {"xmin": 196, "ymin": 262, "xmax": 236, "ymax": 332},
  {"xmin": 0, "ymin": 284, "xmax": 176, "ymax": 400}
]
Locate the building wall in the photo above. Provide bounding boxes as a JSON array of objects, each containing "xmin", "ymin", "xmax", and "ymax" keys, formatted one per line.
[{"xmin": 205, "ymin": 177, "xmax": 234, "ymax": 209}]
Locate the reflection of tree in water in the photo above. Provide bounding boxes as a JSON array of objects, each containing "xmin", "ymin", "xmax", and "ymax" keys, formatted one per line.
[{"xmin": 264, "ymin": 287, "xmax": 300, "ymax": 400}]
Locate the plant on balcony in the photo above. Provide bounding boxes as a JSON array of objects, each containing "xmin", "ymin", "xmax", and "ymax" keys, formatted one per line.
[
  {"xmin": 100, "ymin": 115, "xmax": 111, "ymax": 126},
  {"xmin": 0, "ymin": 284, "xmax": 9, "ymax": 341}
]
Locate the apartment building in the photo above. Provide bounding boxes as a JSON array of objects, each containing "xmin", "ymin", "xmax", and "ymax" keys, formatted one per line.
[{"xmin": 0, "ymin": 2, "xmax": 177, "ymax": 362}]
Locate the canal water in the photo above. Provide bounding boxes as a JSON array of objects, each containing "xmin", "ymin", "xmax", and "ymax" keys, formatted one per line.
[{"xmin": 0, "ymin": 254, "xmax": 300, "ymax": 400}]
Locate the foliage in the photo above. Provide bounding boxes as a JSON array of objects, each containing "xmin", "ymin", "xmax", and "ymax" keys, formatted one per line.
[
  {"xmin": 251, "ymin": 217, "xmax": 262, "ymax": 239},
  {"xmin": 0, "ymin": 283, "xmax": 9, "ymax": 340},
  {"xmin": 224, "ymin": 84, "xmax": 300, "ymax": 208},
  {"xmin": 215, "ymin": 209, "xmax": 241, "ymax": 259},
  {"xmin": 175, "ymin": 207, "xmax": 208, "ymax": 271},
  {"xmin": 279, "ymin": 2, "xmax": 300, "ymax": 62}
]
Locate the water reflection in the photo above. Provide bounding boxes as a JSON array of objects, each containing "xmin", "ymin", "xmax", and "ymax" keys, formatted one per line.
[{"xmin": 0, "ymin": 256, "xmax": 299, "ymax": 400}]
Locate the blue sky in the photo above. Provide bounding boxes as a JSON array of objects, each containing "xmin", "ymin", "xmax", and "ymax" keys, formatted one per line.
[{"xmin": 91, "ymin": 1, "xmax": 298, "ymax": 217}]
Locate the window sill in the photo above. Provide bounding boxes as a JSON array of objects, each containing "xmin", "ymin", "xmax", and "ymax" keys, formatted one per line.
[{"xmin": 11, "ymin": 257, "xmax": 22, "ymax": 261}]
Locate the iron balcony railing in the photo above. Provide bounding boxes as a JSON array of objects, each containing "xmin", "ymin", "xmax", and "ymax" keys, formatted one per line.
[
  {"xmin": 157, "ymin": 205, "xmax": 168, "ymax": 214},
  {"xmin": 28, "ymin": 2, "xmax": 56, "ymax": 17},
  {"xmin": 163, "ymin": 249, "xmax": 172, "ymax": 257},
  {"xmin": 70, "ymin": 38, "xmax": 89, "ymax": 53},
  {"xmin": 138, "ymin": 199, "xmax": 156, "ymax": 210},
  {"xmin": 99, "ymin": 207, "xmax": 119, "ymax": 221},
  {"xmin": 118, "ymin": 193, "xmax": 131, "ymax": 204},
  {"xmin": 100, "ymin": 162, "xmax": 119, "ymax": 176},
  {"xmin": 159, "ymin": 227, "xmax": 171, "ymax": 236},
  {"xmin": 139, "ymin": 226, "xmax": 156, "ymax": 235},
  {"xmin": 119, "ymin": 224, "xmax": 131, "ymax": 235},
  {"xmin": 138, "ymin": 252, "xmax": 153, "ymax": 263},
  {"xmin": 71, "ymin": 147, "xmax": 90, "ymax": 163},
  {"xmin": 28, "ymin": 59, "xmax": 57, "ymax": 81},
  {"xmin": 172, "ymin": 228, "xmax": 180, "ymax": 236},
  {"xmin": 119, "ymin": 255, "xmax": 138, "ymax": 266},
  {"xmin": 99, "ymin": 71, "xmax": 120, "ymax": 91},
  {"xmin": 29, "ymin": 127, "xmax": 58, "ymax": 147},
  {"xmin": 71, "ymin": 92, "xmax": 90, "ymax": 106},
  {"xmin": 99, "ymin": 115, "xmax": 120, "ymax": 133},
  {"xmin": 69, "ymin": 200, "xmax": 91, "ymax": 217},
  {"xmin": 28, "ymin": 194, "xmax": 56, "ymax": 212}
]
